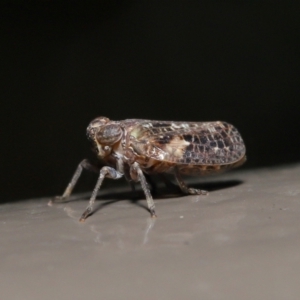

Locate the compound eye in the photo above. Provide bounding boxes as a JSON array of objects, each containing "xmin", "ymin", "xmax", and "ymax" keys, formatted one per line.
[
  {"xmin": 89, "ymin": 116, "xmax": 110, "ymax": 128},
  {"xmin": 97, "ymin": 124, "xmax": 122, "ymax": 145},
  {"xmin": 86, "ymin": 116, "xmax": 110, "ymax": 141}
]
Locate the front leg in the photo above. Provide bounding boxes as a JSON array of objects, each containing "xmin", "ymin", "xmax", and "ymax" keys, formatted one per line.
[
  {"xmin": 130, "ymin": 162, "xmax": 156, "ymax": 218},
  {"xmin": 79, "ymin": 166, "xmax": 123, "ymax": 222},
  {"xmin": 51, "ymin": 159, "xmax": 99, "ymax": 204}
]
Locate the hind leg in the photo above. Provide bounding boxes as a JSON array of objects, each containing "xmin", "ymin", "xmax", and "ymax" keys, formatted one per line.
[{"xmin": 174, "ymin": 167, "xmax": 208, "ymax": 195}]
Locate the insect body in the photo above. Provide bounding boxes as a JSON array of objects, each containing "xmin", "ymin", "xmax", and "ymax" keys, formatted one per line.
[{"xmin": 53, "ymin": 117, "xmax": 246, "ymax": 221}]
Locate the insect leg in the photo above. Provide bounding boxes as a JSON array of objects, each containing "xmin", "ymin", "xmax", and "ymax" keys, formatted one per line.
[
  {"xmin": 130, "ymin": 162, "xmax": 157, "ymax": 218},
  {"xmin": 159, "ymin": 174, "xmax": 181, "ymax": 193},
  {"xmin": 174, "ymin": 167, "xmax": 208, "ymax": 195},
  {"xmin": 51, "ymin": 159, "xmax": 99, "ymax": 203},
  {"xmin": 126, "ymin": 174, "xmax": 158, "ymax": 197},
  {"xmin": 79, "ymin": 166, "xmax": 123, "ymax": 222},
  {"xmin": 123, "ymin": 164, "xmax": 136, "ymax": 193},
  {"xmin": 145, "ymin": 173, "xmax": 158, "ymax": 194}
]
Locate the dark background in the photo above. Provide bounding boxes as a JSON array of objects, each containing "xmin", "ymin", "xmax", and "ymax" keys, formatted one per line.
[{"xmin": 1, "ymin": 1, "xmax": 299, "ymax": 202}]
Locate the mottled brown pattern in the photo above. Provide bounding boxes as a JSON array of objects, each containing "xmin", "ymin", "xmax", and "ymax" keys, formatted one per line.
[
  {"xmin": 128, "ymin": 120, "xmax": 245, "ymax": 167},
  {"xmin": 86, "ymin": 117, "xmax": 246, "ymax": 176},
  {"xmin": 53, "ymin": 116, "xmax": 246, "ymax": 221}
]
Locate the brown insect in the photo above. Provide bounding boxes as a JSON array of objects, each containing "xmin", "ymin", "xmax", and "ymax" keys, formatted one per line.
[{"xmin": 52, "ymin": 117, "xmax": 246, "ymax": 221}]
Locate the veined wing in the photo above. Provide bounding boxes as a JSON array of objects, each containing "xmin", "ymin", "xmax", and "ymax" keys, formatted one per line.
[{"xmin": 129, "ymin": 120, "xmax": 246, "ymax": 165}]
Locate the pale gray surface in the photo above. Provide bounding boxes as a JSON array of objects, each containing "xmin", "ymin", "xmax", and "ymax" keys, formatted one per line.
[{"xmin": 1, "ymin": 164, "xmax": 300, "ymax": 300}]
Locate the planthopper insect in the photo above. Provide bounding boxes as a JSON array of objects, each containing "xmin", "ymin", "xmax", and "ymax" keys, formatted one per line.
[{"xmin": 51, "ymin": 117, "xmax": 246, "ymax": 222}]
